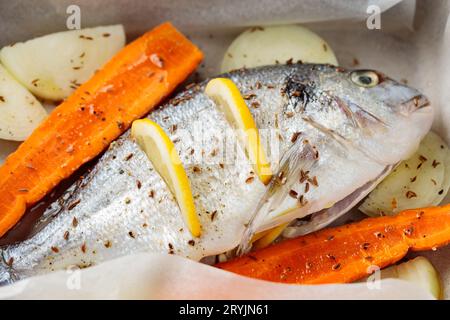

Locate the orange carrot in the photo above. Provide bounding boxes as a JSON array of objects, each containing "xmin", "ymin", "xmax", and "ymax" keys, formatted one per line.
[
  {"xmin": 217, "ymin": 204, "xmax": 450, "ymax": 284},
  {"xmin": 0, "ymin": 22, "xmax": 203, "ymax": 237}
]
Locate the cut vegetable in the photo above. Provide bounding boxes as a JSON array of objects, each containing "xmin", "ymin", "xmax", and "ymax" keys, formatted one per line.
[
  {"xmin": 0, "ymin": 22, "xmax": 203, "ymax": 237},
  {"xmin": 0, "ymin": 65, "xmax": 47, "ymax": 141},
  {"xmin": 360, "ymin": 132, "xmax": 450, "ymax": 216},
  {"xmin": 205, "ymin": 78, "xmax": 272, "ymax": 184},
  {"xmin": 217, "ymin": 204, "xmax": 450, "ymax": 285},
  {"xmin": 374, "ymin": 257, "xmax": 442, "ymax": 299},
  {"xmin": 0, "ymin": 25, "xmax": 125, "ymax": 100},
  {"xmin": 131, "ymin": 119, "xmax": 201, "ymax": 237},
  {"xmin": 252, "ymin": 222, "xmax": 289, "ymax": 250},
  {"xmin": 221, "ymin": 25, "xmax": 338, "ymax": 73}
]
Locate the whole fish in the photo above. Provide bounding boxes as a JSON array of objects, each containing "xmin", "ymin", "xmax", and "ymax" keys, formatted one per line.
[{"xmin": 0, "ymin": 64, "xmax": 433, "ymax": 284}]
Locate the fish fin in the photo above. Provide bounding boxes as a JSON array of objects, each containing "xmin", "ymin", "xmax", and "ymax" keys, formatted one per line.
[
  {"xmin": 334, "ymin": 95, "xmax": 361, "ymax": 129},
  {"xmin": 302, "ymin": 115, "xmax": 390, "ymax": 165},
  {"xmin": 283, "ymin": 164, "xmax": 395, "ymax": 238},
  {"xmin": 301, "ymin": 116, "xmax": 350, "ymax": 149},
  {"xmin": 334, "ymin": 96, "xmax": 388, "ymax": 130},
  {"xmin": 237, "ymin": 135, "xmax": 319, "ymax": 255}
]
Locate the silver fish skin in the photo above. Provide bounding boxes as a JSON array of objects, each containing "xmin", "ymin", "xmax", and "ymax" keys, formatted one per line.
[{"xmin": 0, "ymin": 64, "xmax": 433, "ymax": 283}]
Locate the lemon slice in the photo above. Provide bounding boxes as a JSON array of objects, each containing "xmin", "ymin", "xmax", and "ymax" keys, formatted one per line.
[
  {"xmin": 252, "ymin": 222, "xmax": 289, "ymax": 250},
  {"xmin": 131, "ymin": 119, "xmax": 201, "ymax": 237},
  {"xmin": 205, "ymin": 78, "xmax": 272, "ymax": 184}
]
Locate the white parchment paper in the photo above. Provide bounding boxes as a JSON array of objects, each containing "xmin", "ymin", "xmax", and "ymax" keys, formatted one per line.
[
  {"xmin": 0, "ymin": 253, "xmax": 435, "ymax": 300},
  {"xmin": 0, "ymin": 0, "xmax": 448, "ymax": 299}
]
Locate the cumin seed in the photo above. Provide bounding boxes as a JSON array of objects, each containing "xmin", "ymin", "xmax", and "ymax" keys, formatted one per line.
[
  {"xmin": 418, "ymin": 155, "xmax": 427, "ymax": 162},
  {"xmin": 291, "ymin": 132, "xmax": 301, "ymax": 143},
  {"xmin": 251, "ymin": 101, "xmax": 260, "ymax": 108},
  {"xmin": 288, "ymin": 190, "xmax": 298, "ymax": 198},
  {"xmin": 299, "ymin": 170, "xmax": 309, "ymax": 183},
  {"xmin": 193, "ymin": 166, "xmax": 201, "ymax": 173},
  {"xmin": 432, "ymin": 160, "xmax": 441, "ymax": 168},
  {"xmin": 242, "ymin": 93, "xmax": 256, "ymax": 100},
  {"xmin": 374, "ymin": 232, "xmax": 385, "ymax": 239},
  {"xmin": 68, "ymin": 199, "xmax": 81, "ymax": 211},
  {"xmin": 285, "ymin": 111, "xmax": 294, "ymax": 118},
  {"xmin": 403, "ymin": 226, "xmax": 414, "ymax": 236},
  {"xmin": 406, "ymin": 191, "xmax": 417, "ymax": 199},
  {"xmin": 299, "ymin": 195, "xmax": 308, "ymax": 207},
  {"xmin": 310, "ymin": 176, "xmax": 319, "ymax": 187}
]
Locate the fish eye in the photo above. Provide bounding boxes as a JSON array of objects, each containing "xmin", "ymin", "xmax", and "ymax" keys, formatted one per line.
[{"xmin": 350, "ymin": 70, "xmax": 379, "ymax": 88}]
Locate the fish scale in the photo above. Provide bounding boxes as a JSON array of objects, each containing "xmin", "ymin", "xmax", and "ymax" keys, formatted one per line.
[{"xmin": 0, "ymin": 64, "xmax": 433, "ymax": 284}]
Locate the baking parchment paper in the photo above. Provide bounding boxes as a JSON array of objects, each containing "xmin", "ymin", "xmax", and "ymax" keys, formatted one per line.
[{"xmin": 0, "ymin": 0, "xmax": 448, "ymax": 299}]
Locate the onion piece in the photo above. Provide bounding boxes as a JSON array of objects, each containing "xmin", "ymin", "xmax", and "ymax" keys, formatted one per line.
[
  {"xmin": 221, "ymin": 25, "xmax": 338, "ymax": 73},
  {"xmin": 0, "ymin": 65, "xmax": 47, "ymax": 141},
  {"xmin": 360, "ymin": 132, "xmax": 450, "ymax": 216},
  {"xmin": 0, "ymin": 25, "xmax": 125, "ymax": 100}
]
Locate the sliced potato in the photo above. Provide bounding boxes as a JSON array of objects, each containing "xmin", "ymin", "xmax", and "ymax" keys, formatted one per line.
[
  {"xmin": 221, "ymin": 25, "xmax": 338, "ymax": 73},
  {"xmin": 360, "ymin": 131, "xmax": 450, "ymax": 216},
  {"xmin": 0, "ymin": 25, "xmax": 125, "ymax": 100},
  {"xmin": 379, "ymin": 257, "xmax": 442, "ymax": 299},
  {"xmin": 0, "ymin": 64, "xmax": 47, "ymax": 141}
]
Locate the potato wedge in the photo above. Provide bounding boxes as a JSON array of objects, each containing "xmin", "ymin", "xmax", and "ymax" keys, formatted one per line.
[
  {"xmin": 360, "ymin": 132, "xmax": 450, "ymax": 216},
  {"xmin": 0, "ymin": 65, "xmax": 47, "ymax": 141},
  {"xmin": 221, "ymin": 25, "xmax": 338, "ymax": 73},
  {"xmin": 0, "ymin": 25, "xmax": 125, "ymax": 100},
  {"xmin": 377, "ymin": 257, "xmax": 442, "ymax": 299}
]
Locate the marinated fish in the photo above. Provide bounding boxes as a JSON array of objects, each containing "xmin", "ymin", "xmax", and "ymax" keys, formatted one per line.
[{"xmin": 0, "ymin": 64, "xmax": 433, "ymax": 283}]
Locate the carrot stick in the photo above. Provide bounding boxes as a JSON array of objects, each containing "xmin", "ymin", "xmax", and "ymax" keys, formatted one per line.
[
  {"xmin": 0, "ymin": 22, "xmax": 203, "ymax": 237},
  {"xmin": 217, "ymin": 204, "xmax": 450, "ymax": 284}
]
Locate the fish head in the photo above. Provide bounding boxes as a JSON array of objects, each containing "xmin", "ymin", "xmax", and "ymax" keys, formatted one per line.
[
  {"xmin": 345, "ymin": 69, "xmax": 431, "ymax": 115},
  {"xmin": 315, "ymin": 66, "xmax": 434, "ymax": 164}
]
